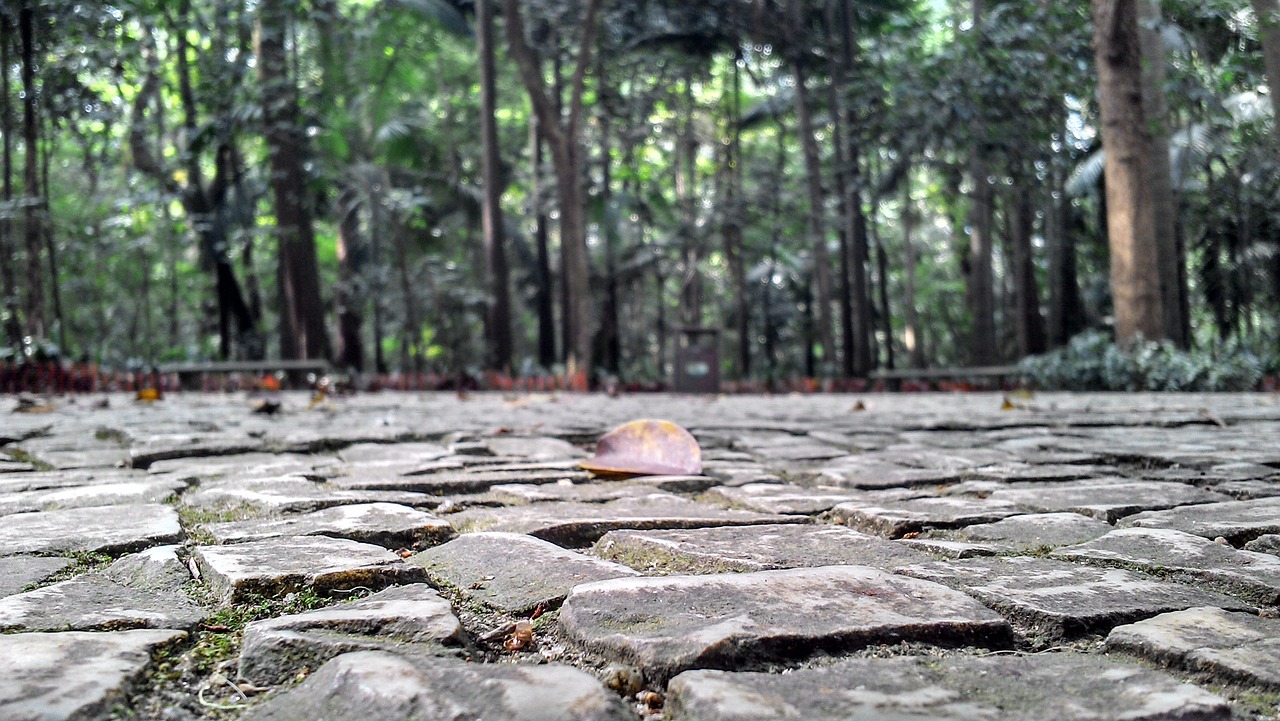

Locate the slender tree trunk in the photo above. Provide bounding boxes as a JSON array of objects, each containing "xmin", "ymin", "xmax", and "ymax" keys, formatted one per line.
[
  {"xmin": 257, "ymin": 0, "xmax": 332, "ymax": 361},
  {"xmin": 1046, "ymin": 158, "xmax": 1085, "ymax": 346},
  {"xmin": 334, "ymin": 187, "xmax": 364, "ymax": 371},
  {"xmin": 1012, "ymin": 175, "xmax": 1047, "ymax": 356},
  {"xmin": 677, "ymin": 69, "xmax": 702, "ymax": 327},
  {"xmin": 793, "ymin": 59, "xmax": 836, "ymax": 370},
  {"xmin": 1091, "ymin": 0, "xmax": 1167, "ymax": 344},
  {"xmin": 1255, "ymin": 0, "xmax": 1280, "ymax": 147},
  {"xmin": 19, "ymin": 1, "xmax": 44, "ymax": 340},
  {"xmin": 0, "ymin": 14, "xmax": 21, "ymax": 345},
  {"xmin": 902, "ymin": 177, "xmax": 924, "ymax": 368},
  {"xmin": 504, "ymin": 0, "xmax": 602, "ymax": 377},
  {"xmin": 967, "ymin": 0, "xmax": 997, "ymax": 365},
  {"xmin": 597, "ymin": 62, "xmax": 621, "ymax": 376},
  {"xmin": 824, "ymin": 16, "xmax": 855, "ymax": 378},
  {"xmin": 477, "ymin": 0, "xmax": 512, "ymax": 371},
  {"xmin": 835, "ymin": 0, "xmax": 872, "ymax": 377},
  {"xmin": 873, "ymin": 213, "xmax": 894, "ymax": 370},
  {"xmin": 721, "ymin": 54, "xmax": 749, "ymax": 379},
  {"xmin": 530, "ymin": 118, "xmax": 556, "ymax": 367},
  {"xmin": 1137, "ymin": 0, "xmax": 1185, "ymax": 347},
  {"xmin": 40, "ymin": 124, "xmax": 64, "ymax": 352}
]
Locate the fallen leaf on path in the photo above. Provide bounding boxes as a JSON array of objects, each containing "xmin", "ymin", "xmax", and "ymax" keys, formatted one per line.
[{"xmin": 580, "ymin": 419, "xmax": 702, "ymax": 477}]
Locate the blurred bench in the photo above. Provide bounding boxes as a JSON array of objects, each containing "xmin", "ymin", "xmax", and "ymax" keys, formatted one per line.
[{"xmin": 159, "ymin": 359, "xmax": 332, "ymax": 390}]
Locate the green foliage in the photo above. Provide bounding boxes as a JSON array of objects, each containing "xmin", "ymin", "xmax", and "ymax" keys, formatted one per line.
[{"xmin": 1020, "ymin": 331, "xmax": 1276, "ymax": 391}]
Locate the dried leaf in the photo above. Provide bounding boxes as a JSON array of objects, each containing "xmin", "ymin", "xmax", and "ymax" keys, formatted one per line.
[
  {"xmin": 580, "ymin": 419, "xmax": 702, "ymax": 477},
  {"xmin": 136, "ymin": 388, "xmax": 162, "ymax": 402}
]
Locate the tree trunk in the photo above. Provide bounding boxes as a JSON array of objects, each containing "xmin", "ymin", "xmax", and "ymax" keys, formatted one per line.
[
  {"xmin": 257, "ymin": 0, "xmax": 332, "ymax": 361},
  {"xmin": 1045, "ymin": 159, "xmax": 1085, "ymax": 346},
  {"xmin": 1253, "ymin": 0, "xmax": 1280, "ymax": 147},
  {"xmin": 19, "ymin": 0, "xmax": 43, "ymax": 340},
  {"xmin": 0, "ymin": 14, "xmax": 20, "ymax": 346},
  {"xmin": 504, "ymin": 0, "xmax": 602, "ymax": 378},
  {"xmin": 721, "ymin": 54, "xmax": 749, "ymax": 379},
  {"xmin": 967, "ymin": 0, "xmax": 998, "ymax": 365},
  {"xmin": 873, "ymin": 214, "xmax": 894, "ymax": 370},
  {"xmin": 677, "ymin": 69, "xmax": 702, "ymax": 327},
  {"xmin": 793, "ymin": 59, "xmax": 835, "ymax": 371},
  {"xmin": 334, "ymin": 187, "xmax": 364, "ymax": 371},
  {"xmin": 835, "ymin": 0, "xmax": 873, "ymax": 377},
  {"xmin": 1091, "ymin": 0, "xmax": 1167, "ymax": 344},
  {"xmin": 597, "ymin": 62, "xmax": 621, "ymax": 376},
  {"xmin": 477, "ymin": 0, "xmax": 512, "ymax": 372},
  {"xmin": 1012, "ymin": 176, "xmax": 1047, "ymax": 356},
  {"xmin": 824, "ymin": 16, "xmax": 855, "ymax": 378},
  {"xmin": 530, "ymin": 118, "xmax": 556, "ymax": 367},
  {"xmin": 902, "ymin": 177, "xmax": 924, "ymax": 368},
  {"xmin": 1137, "ymin": 0, "xmax": 1186, "ymax": 347}
]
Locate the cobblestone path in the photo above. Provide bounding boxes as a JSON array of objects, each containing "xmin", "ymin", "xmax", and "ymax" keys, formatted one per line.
[{"xmin": 1, "ymin": 391, "xmax": 1279, "ymax": 720}]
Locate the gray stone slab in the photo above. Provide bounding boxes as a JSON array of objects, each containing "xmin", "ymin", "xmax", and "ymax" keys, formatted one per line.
[
  {"xmin": 449, "ymin": 492, "xmax": 804, "ymax": 547},
  {"xmin": 0, "ymin": 478, "xmax": 187, "ymax": 517},
  {"xmin": 1120, "ymin": 497, "xmax": 1280, "ymax": 544},
  {"xmin": 128, "ymin": 436, "xmax": 266, "ymax": 468},
  {"xmin": 1052, "ymin": 527, "xmax": 1280, "ymax": 604},
  {"xmin": 483, "ymin": 435, "xmax": 587, "ymax": 459},
  {"xmin": 183, "ymin": 477, "xmax": 437, "ymax": 513},
  {"xmin": 239, "ymin": 584, "xmax": 465, "ymax": 686},
  {"xmin": 412, "ymin": 532, "xmax": 638, "ymax": 614},
  {"xmin": 1244, "ymin": 534, "xmax": 1280, "ymax": 555},
  {"xmin": 951, "ymin": 512, "xmax": 1114, "ymax": 551},
  {"xmin": 0, "ymin": 629, "xmax": 187, "ymax": 721},
  {"xmin": 147, "ymin": 452, "xmax": 331, "ymax": 479},
  {"xmin": 1107, "ymin": 606, "xmax": 1280, "ymax": 690},
  {"xmin": 337, "ymin": 442, "xmax": 451, "ymax": 464},
  {"xmin": 897, "ymin": 538, "xmax": 1000, "ymax": 558},
  {"xmin": 0, "ymin": 468, "xmax": 152, "ymax": 493},
  {"xmin": 103, "ymin": 545, "xmax": 192, "ymax": 592},
  {"xmin": 328, "ymin": 468, "xmax": 591, "ymax": 494},
  {"xmin": 487, "ymin": 480, "xmax": 660, "ymax": 504},
  {"xmin": 193, "ymin": 536, "xmax": 424, "ymax": 602},
  {"xmin": 0, "ymin": 556, "xmax": 72, "ymax": 598},
  {"xmin": 987, "ymin": 480, "xmax": 1230, "ymax": 522},
  {"xmin": 594, "ymin": 523, "xmax": 927, "ymax": 573},
  {"xmin": 559, "ymin": 565, "xmax": 1012, "ymax": 682},
  {"xmin": 831, "ymin": 496, "xmax": 1025, "ymax": 538},
  {"xmin": 0, "ymin": 460, "xmax": 34, "ymax": 472},
  {"xmin": 706, "ymin": 483, "xmax": 928, "ymax": 515},
  {"xmin": 0, "ymin": 504, "xmax": 182, "ymax": 556},
  {"xmin": 667, "ymin": 653, "xmax": 1230, "ymax": 721},
  {"xmin": 0, "ymin": 573, "xmax": 205, "ymax": 631},
  {"xmin": 241, "ymin": 650, "xmax": 632, "ymax": 721},
  {"xmin": 202, "ymin": 502, "xmax": 453, "ymax": 549},
  {"xmin": 897, "ymin": 556, "xmax": 1248, "ymax": 639},
  {"xmin": 806, "ymin": 461, "xmax": 964, "ymax": 490}
]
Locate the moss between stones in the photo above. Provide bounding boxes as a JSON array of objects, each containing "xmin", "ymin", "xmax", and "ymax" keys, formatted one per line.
[{"xmin": 21, "ymin": 550, "xmax": 113, "ymax": 592}]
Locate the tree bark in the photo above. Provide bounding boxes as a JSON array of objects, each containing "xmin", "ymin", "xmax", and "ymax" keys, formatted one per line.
[
  {"xmin": 1091, "ymin": 0, "xmax": 1167, "ymax": 344},
  {"xmin": 1045, "ymin": 158, "xmax": 1085, "ymax": 346},
  {"xmin": 597, "ymin": 61, "xmax": 621, "ymax": 376},
  {"xmin": 0, "ymin": 13, "xmax": 21, "ymax": 346},
  {"xmin": 529, "ymin": 117, "xmax": 556, "ymax": 367},
  {"xmin": 19, "ymin": 0, "xmax": 43, "ymax": 340},
  {"xmin": 967, "ymin": 0, "xmax": 997, "ymax": 365},
  {"xmin": 477, "ymin": 0, "xmax": 513, "ymax": 371},
  {"xmin": 1253, "ymin": 0, "xmax": 1280, "ymax": 147},
  {"xmin": 1012, "ymin": 176, "xmax": 1047, "ymax": 356},
  {"xmin": 677, "ymin": 68, "xmax": 702, "ymax": 327},
  {"xmin": 834, "ymin": 0, "xmax": 872, "ymax": 377},
  {"xmin": 334, "ymin": 187, "xmax": 364, "ymax": 371},
  {"xmin": 793, "ymin": 59, "xmax": 836, "ymax": 372},
  {"xmin": 1136, "ymin": 0, "xmax": 1186, "ymax": 347},
  {"xmin": 504, "ymin": 0, "xmax": 602, "ymax": 378},
  {"xmin": 721, "ymin": 53, "xmax": 749, "ymax": 379},
  {"xmin": 257, "ymin": 0, "xmax": 332, "ymax": 361},
  {"xmin": 902, "ymin": 178, "xmax": 924, "ymax": 368}
]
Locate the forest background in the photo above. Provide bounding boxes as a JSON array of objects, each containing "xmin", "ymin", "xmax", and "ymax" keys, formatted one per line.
[{"xmin": 2, "ymin": 0, "xmax": 1279, "ymax": 391}]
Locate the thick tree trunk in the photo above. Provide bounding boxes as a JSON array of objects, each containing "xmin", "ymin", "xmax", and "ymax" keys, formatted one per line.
[
  {"xmin": 0, "ymin": 14, "xmax": 21, "ymax": 346},
  {"xmin": 1092, "ymin": 0, "xmax": 1167, "ymax": 344},
  {"xmin": 504, "ymin": 0, "xmax": 601, "ymax": 378},
  {"xmin": 19, "ymin": 1, "xmax": 43, "ymax": 340},
  {"xmin": 1136, "ymin": 0, "xmax": 1186, "ymax": 347},
  {"xmin": 793, "ymin": 60, "xmax": 835, "ymax": 371},
  {"xmin": 334, "ymin": 187, "xmax": 364, "ymax": 371},
  {"xmin": 257, "ymin": 0, "xmax": 332, "ymax": 361},
  {"xmin": 1254, "ymin": 0, "xmax": 1280, "ymax": 146},
  {"xmin": 1012, "ymin": 179, "xmax": 1047, "ymax": 356},
  {"xmin": 529, "ymin": 118, "xmax": 556, "ymax": 367},
  {"xmin": 477, "ymin": 0, "xmax": 512, "ymax": 371}
]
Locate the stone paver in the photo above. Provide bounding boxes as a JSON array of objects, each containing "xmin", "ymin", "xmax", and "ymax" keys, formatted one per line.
[
  {"xmin": 897, "ymin": 556, "xmax": 1249, "ymax": 638},
  {"xmin": 667, "ymin": 653, "xmax": 1231, "ymax": 720},
  {"xmin": 1053, "ymin": 527, "xmax": 1280, "ymax": 604},
  {"xmin": 241, "ymin": 650, "xmax": 632, "ymax": 721},
  {"xmin": 238, "ymin": 584, "xmax": 465, "ymax": 685},
  {"xmin": 4, "ymin": 392, "xmax": 1280, "ymax": 720},
  {"xmin": 447, "ymin": 492, "xmax": 805, "ymax": 546},
  {"xmin": 412, "ymin": 531, "xmax": 639, "ymax": 613},
  {"xmin": 1107, "ymin": 607, "xmax": 1280, "ymax": 690},
  {"xmin": 201, "ymin": 502, "xmax": 453, "ymax": 549},
  {"xmin": 0, "ymin": 503, "xmax": 182, "ymax": 556},
  {"xmin": 0, "ymin": 629, "xmax": 186, "ymax": 721},
  {"xmin": 559, "ymin": 566, "xmax": 1012, "ymax": 682},
  {"xmin": 594, "ymin": 523, "xmax": 927, "ymax": 573},
  {"xmin": 193, "ymin": 536, "xmax": 425, "ymax": 602}
]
